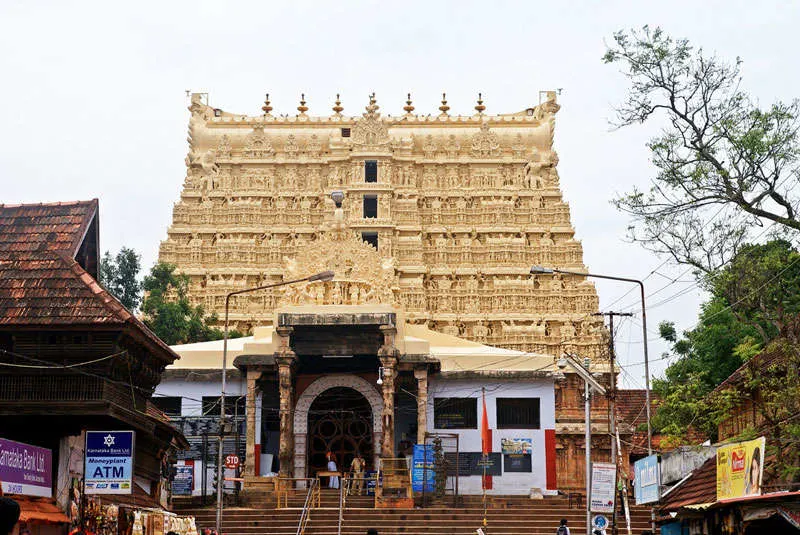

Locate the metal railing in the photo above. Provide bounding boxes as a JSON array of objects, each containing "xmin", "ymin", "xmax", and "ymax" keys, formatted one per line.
[
  {"xmin": 296, "ymin": 478, "xmax": 319, "ymax": 535},
  {"xmin": 276, "ymin": 477, "xmax": 319, "ymax": 509},
  {"xmin": 337, "ymin": 476, "xmax": 348, "ymax": 535}
]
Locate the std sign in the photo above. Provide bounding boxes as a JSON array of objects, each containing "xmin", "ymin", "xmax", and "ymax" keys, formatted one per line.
[{"xmin": 84, "ymin": 431, "xmax": 135, "ymax": 495}]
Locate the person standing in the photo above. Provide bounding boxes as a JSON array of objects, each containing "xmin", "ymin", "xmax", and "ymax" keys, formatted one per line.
[
  {"xmin": 350, "ymin": 452, "xmax": 366, "ymax": 495},
  {"xmin": 556, "ymin": 518, "xmax": 570, "ymax": 535},
  {"xmin": 326, "ymin": 450, "xmax": 339, "ymax": 489}
]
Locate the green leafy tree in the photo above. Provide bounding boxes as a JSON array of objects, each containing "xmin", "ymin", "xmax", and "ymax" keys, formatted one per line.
[
  {"xmin": 653, "ymin": 240, "xmax": 800, "ymax": 442},
  {"xmin": 604, "ymin": 26, "xmax": 800, "ymax": 273},
  {"xmin": 99, "ymin": 247, "xmax": 143, "ymax": 311},
  {"xmin": 141, "ymin": 262, "xmax": 243, "ymax": 345}
]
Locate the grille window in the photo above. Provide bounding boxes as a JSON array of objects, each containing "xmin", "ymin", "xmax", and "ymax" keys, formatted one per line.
[
  {"xmin": 341, "ymin": 128, "xmax": 351, "ymax": 138},
  {"xmin": 365, "ymin": 160, "xmax": 378, "ymax": 182},
  {"xmin": 363, "ymin": 195, "xmax": 378, "ymax": 218},
  {"xmin": 362, "ymin": 232, "xmax": 378, "ymax": 249},
  {"xmin": 151, "ymin": 396, "xmax": 182, "ymax": 417},
  {"xmin": 496, "ymin": 398, "xmax": 540, "ymax": 429},
  {"xmin": 434, "ymin": 397, "xmax": 477, "ymax": 429}
]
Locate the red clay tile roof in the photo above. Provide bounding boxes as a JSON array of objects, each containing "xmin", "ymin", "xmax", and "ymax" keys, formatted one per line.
[
  {"xmin": 0, "ymin": 200, "xmax": 177, "ymax": 363},
  {"xmin": 660, "ymin": 456, "xmax": 717, "ymax": 511},
  {"xmin": 714, "ymin": 349, "xmax": 788, "ymax": 393},
  {"xmin": 617, "ymin": 389, "xmax": 658, "ymax": 428},
  {"xmin": 0, "ymin": 200, "xmax": 98, "ymax": 256}
]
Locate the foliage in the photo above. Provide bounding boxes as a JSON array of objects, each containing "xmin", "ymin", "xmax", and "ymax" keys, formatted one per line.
[
  {"xmin": 141, "ymin": 262, "xmax": 243, "ymax": 345},
  {"xmin": 99, "ymin": 247, "xmax": 143, "ymax": 311},
  {"xmin": 604, "ymin": 26, "xmax": 800, "ymax": 273},
  {"xmin": 714, "ymin": 337, "xmax": 800, "ymax": 486},
  {"xmin": 652, "ymin": 240, "xmax": 800, "ymax": 443}
]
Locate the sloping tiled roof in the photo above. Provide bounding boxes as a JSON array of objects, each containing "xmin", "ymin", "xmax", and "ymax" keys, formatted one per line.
[
  {"xmin": 616, "ymin": 389, "xmax": 668, "ymax": 452},
  {"xmin": 714, "ymin": 349, "xmax": 788, "ymax": 393},
  {"xmin": 0, "ymin": 200, "xmax": 177, "ymax": 362},
  {"xmin": 660, "ymin": 456, "xmax": 717, "ymax": 511},
  {"xmin": 0, "ymin": 200, "xmax": 97, "ymax": 256}
]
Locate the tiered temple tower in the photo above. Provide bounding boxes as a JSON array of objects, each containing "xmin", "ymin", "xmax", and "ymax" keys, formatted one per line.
[{"xmin": 159, "ymin": 92, "xmax": 605, "ymax": 359}]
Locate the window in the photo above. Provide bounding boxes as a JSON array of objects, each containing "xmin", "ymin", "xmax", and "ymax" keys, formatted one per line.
[
  {"xmin": 364, "ymin": 160, "xmax": 378, "ymax": 182},
  {"xmin": 341, "ymin": 128, "xmax": 351, "ymax": 138},
  {"xmin": 496, "ymin": 398, "xmax": 540, "ymax": 429},
  {"xmin": 434, "ymin": 398, "xmax": 477, "ymax": 429},
  {"xmin": 362, "ymin": 232, "xmax": 378, "ymax": 249},
  {"xmin": 152, "ymin": 396, "xmax": 182, "ymax": 417},
  {"xmin": 202, "ymin": 396, "xmax": 246, "ymax": 417},
  {"xmin": 363, "ymin": 195, "xmax": 377, "ymax": 218}
]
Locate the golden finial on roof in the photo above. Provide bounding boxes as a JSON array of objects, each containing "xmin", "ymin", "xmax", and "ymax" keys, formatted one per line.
[
  {"xmin": 332, "ymin": 93, "xmax": 344, "ymax": 115},
  {"xmin": 365, "ymin": 92, "xmax": 379, "ymax": 114},
  {"xmin": 262, "ymin": 93, "xmax": 273, "ymax": 115},
  {"xmin": 297, "ymin": 93, "xmax": 308, "ymax": 114},
  {"xmin": 403, "ymin": 93, "xmax": 415, "ymax": 114},
  {"xmin": 439, "ymin": 92, "xmax": 450, "ymax": 115},
  {"xmin": 475, "ymin": 92, "xmax": 486, "ymax": 114}
]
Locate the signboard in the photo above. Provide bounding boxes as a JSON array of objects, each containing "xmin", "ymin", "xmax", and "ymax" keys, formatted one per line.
[
  {"xmin": 224, "ymin": 455, "xmax": 240, "ymax": 469},
  {"xmin": 590, "ymin": 462, "xmax": 617, "ymax": 513},
  {"xmin": 503, "ymin": 454, "xmax": 532, "ymax": 473},
  {"xmin": 444, "ymin": 452, "xmax": 502, "ymax": 477},
  {"xmin": 85, "ymin": 431, "xmax": 135, "ymax": 495},
  {"xmin": 634, "ymin": 454, "xmax": 661, "ymax": 505},
  {"xmin": 593, "ymin": 515, "xmax": 609, "ymax": 530},
  {"xmin": 411, "ymin": 444, "xmax": 434, "ymax": 493},
  {"xmin": 501, "ymin": 438, "xmax": 532, "ymax": 454},
  {"xmin": 172, "ymin": 464, "xmax": 194, "ymax": 496},
  {"xmin": 0, "ymin": 438, "xmax": 52, "ymax": 497},
  {"xmin": 717, "ymin": 436, "xmax": 765, "ymax": 500}
]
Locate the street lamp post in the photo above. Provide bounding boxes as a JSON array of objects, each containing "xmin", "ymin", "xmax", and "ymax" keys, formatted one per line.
[
  {"xmin": 530, "ymin": 266, "xmax": 652, "ymax": 456},
  {"xmin": 215, "ymin": 269, "xmax": 335, "ymax": 533},
  {"xmin": 557, "ymin": 354, "xmax": 607, "ymax": 535}
]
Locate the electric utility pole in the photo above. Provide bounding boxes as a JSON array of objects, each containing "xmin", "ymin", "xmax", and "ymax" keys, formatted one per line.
[{"xmin": 594, "ymin": 311, "xmax": 632, "ymax": 535}]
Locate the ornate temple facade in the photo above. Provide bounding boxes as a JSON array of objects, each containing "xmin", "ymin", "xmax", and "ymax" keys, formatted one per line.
[
  {"xmin": 159, "ymin": 92, "xmax": 605, "ymax": 358},
  {"xmin": 157, "ymin": 92, "xmax": 617, "ymax": 493}
]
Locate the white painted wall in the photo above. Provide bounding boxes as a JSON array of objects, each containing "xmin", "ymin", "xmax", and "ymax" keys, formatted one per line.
[
  {"xmin": 154, "ymin": 375, "xmax": 245, "ymax": 417},
  {"xmin": 155, "ymin": 375, "xmax": 246, "ymax": 496},
  {"xmin": 426, "ymin": 378, "xmax": 555, "ymax": 495}
]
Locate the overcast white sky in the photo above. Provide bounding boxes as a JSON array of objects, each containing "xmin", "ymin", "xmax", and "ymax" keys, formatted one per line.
[{"xmin": 2, "ymin": 0, "xmax": 798, "ymax": 387}]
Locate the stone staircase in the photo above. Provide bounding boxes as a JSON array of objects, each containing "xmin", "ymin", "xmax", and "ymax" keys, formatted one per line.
[{"xmin": 180, "ymin": 491, "xmax": 656, "ymax": 535}]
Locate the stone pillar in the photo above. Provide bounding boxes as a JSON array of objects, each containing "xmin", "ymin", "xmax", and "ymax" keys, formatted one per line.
[
  {"xmin": 275, "ymin": 327, "xmax": 296, "ymax": 478},
  {"xmin": 378, "ymin": 325, "xmax": 399, "ymax": 458},
  {"xmin": 414, "ymin": 367, "xmax": 428, "ymax": 445},
  {"xmin": 244, "ymin": 369, "xmax": 261, "ymax": 476}
]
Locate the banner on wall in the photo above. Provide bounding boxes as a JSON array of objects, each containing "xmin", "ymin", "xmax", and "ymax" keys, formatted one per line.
[
  {"xmin": 590, "ymin": 462, "xmax": 617, "ymax": 513},
  {"xmin": 411, "ymin": 444, "xmax": 434, "ymax": 493},
  {"xmin": 173, "ymin": 463, "xmax": 194, "ymax": 496},
  {"xmin": 716, "ymin": 436, "xmax": 765, "ymax": 500},
  {"xmin": 634, "ymin": 454, "xmax": 661, "ymax": 505},
  {"xmin": 0, "ymin": 438, "xmax": 52, "ymax": 497},
  {"xmin": 84, "ymin": 431, "xmax": 135, "ymax": 495},
  {"xmin": 500, "ymin": 438, "xmax": 532, "ymax": 454}
]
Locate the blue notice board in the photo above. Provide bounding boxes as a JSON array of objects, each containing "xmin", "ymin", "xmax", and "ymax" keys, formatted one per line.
[
  {"xmin": 634, "ymin": 454, "xmax": 660, "ymax": 505},
  {"xmin": 411, "ymin": 445, "xmax": 434, "ymax": 493},
  {"xmin": 85, "ymin": 431, "xmax": 135, "ymax": 495}
]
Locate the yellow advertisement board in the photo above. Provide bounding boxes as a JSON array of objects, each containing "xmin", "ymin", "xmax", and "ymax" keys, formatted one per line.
[{"xmin": 716, "ymin": 437, "xmax": 765, "ymax": 500}]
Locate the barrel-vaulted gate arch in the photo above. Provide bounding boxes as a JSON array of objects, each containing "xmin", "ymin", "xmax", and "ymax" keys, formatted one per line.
[{"xmin": 293, "ymin": 374, "xmax": 383, "ymax": 478}]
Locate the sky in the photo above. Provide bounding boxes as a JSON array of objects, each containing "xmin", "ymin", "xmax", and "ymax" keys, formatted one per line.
[{"xmin": 2, "ymin": 0, "xmax": 798, "ymax": 387}]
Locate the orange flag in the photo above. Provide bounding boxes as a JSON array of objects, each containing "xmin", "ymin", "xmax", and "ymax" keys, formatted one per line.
[{"xmin": 481, "ymin": 388, "xmax": 490, "ymax": 456}]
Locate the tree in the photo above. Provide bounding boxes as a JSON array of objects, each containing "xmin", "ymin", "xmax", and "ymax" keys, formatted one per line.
[
  {"xmin": 652, "ymin": 239, "xmax": 800, "ymax": 442},
  {"xmin": 99, "ymin": 247, "xmax": 143, "ymax": 311},
  {"xmin": 141, "ymin": 262, "xmax": 242, "ymax": 345},
  {"xmin": 604, "ymin": 26, "xmax": 800, "ymax": 273}
]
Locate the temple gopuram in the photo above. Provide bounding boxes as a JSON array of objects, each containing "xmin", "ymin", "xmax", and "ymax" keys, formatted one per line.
[
  {"xmin": 157, "ymin": 92, "xmax": 619, "ymax": 493},
  {"xmin": 159, "ymin": 91, "xmax": 604, "ymax": 358}
]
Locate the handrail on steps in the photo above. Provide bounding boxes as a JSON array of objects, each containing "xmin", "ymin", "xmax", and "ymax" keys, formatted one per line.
[
  {"xmin": 296, "ymin": 477, "xmax": 318, "ymax": 535},
  {"xmin": 337, "ymin": 475, "xmax": 348, "ymax": 535}
]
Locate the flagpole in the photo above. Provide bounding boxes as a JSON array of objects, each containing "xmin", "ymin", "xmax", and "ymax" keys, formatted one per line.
[{"xmin": 481, "ymin": 387, "xmax": 488, "ymax": 533}]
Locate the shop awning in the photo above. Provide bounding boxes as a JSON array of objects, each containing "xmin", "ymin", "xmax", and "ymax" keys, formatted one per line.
[{"xmin": 11, "ymin": 496, "xmax": 70, "ymax": 524}]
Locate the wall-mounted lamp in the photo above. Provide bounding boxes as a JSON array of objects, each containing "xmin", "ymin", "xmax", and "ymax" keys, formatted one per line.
[{"xmin": 376, "ymin": 366, "xmax": 384, "ymax": 385}]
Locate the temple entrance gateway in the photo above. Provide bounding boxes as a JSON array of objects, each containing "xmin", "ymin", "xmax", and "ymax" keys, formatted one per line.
[{"xmin": 307, "ymin": 387, "xmax": 373, "ymax": 477}]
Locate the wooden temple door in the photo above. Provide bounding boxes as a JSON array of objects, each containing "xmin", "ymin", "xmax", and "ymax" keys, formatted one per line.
[{"xmin": 307, "ymin": 387, "xmax": 373, "ymax": 476}]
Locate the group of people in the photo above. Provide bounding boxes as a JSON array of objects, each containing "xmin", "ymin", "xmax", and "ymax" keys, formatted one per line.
[{"xmin": 324, "ymin": 450, "xmax": 368, "ymax": 495}]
